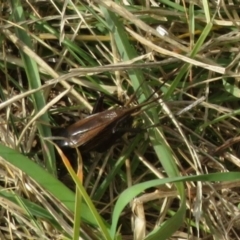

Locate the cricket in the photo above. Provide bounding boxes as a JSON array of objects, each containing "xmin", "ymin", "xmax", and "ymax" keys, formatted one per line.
[{"xmin": 54, "ymin": 82, "xmax": 166, "ymax": 152}]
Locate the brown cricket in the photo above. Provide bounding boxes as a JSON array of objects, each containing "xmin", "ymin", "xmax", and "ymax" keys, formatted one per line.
[{"xmin": 55, "ymin": 85, "xmax": 164, "ymax": 152}]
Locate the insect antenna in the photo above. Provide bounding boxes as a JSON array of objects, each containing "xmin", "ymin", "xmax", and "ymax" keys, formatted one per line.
[{"xmin": 143, "ymin": 96, "xmax": 206, "ymax": 130}]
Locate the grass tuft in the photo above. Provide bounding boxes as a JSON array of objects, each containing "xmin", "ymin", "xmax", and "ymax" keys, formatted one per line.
[{"xmin": 0, "ymin": 1, "xmax": 240, "ymax": 239}]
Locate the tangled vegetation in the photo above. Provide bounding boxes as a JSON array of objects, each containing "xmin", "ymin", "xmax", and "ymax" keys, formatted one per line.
[{"xmin": 0, "ymin": 1, "xmax": 240, "ymax": 239}]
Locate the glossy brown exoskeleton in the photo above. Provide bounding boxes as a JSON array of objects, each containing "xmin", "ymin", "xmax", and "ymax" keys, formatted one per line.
[{"xmin": 55, "ymin": 88, "xmax": 163, "ymax": 153}]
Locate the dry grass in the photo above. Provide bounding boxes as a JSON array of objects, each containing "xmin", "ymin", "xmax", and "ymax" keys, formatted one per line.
[{"xmin": 0, "ymin": 0, "xmax": 240, "ymax": 240}]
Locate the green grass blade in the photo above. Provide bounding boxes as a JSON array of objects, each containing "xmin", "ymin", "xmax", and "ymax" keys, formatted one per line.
[
  {"xmin": 10, "ymin": 0, "xmax": 56, "ymax": 175},
  {"xmin": 110, "ymin": 172, "xmax": 240, "ymax": 238},
  {"xmin": 0, "ymin": 143, "xmax": 98, "ymax": 226}
]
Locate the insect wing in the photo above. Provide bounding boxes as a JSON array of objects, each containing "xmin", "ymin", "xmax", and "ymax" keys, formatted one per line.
[{"xmin": 66, "ymin": 108, "xmax": 134, "ymax": 148}]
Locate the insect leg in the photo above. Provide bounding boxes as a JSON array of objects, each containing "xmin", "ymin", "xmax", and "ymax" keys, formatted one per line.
[
  {"xmin": 92, "ymin": 93, "xmax": 105, "ymax": 114},
  {"xmin": 111, "ymin": 114, "xmax": 136, "ymax": 134}
]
